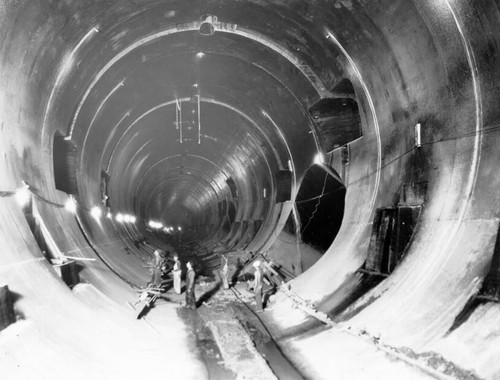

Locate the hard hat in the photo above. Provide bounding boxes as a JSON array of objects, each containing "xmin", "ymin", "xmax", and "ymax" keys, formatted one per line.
[{"xmin": 253, "ymin": 260, "xmax": 261, "ymax": 267}]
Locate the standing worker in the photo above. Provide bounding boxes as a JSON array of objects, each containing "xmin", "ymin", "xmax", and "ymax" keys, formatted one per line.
[
  {"xmin": 149, "ymin": 250, "xmax": 163, "ymax": 287},
  {"xmin": 252, "ymin": 261, "xmax": 264, "ymax": 311},
  {"xmin": 172, "ymin": 255, "xmax": 182, "ymax": 294},
  {"xmin": 160, "ymin": 251, "xmax": 169, "ymax": 280},
  {"xmin": 221, "ymin": 254, "xmax": 229, "ymax": 290},
  {"xmin": 185, "ymin": 261, "xmax": 196, "ymax": 309}
]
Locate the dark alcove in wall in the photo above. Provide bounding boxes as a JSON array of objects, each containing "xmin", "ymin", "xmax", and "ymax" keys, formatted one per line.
[
  {"xmin": 295, "ymin": 164, "xmax": 346, "ymax": 253},
  {"xmin": 53, "ymin": 131, "xmax": 79, "ymax": 196}
]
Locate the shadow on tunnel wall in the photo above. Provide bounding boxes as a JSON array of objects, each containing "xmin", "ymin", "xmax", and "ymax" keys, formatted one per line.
[
  {"xmin": 270, "ymin": 164, "xmax": 346, "ymax": 275},
  {"xmin": 295, "ymin": 164, "xmax": 346, "ymax": 253}
]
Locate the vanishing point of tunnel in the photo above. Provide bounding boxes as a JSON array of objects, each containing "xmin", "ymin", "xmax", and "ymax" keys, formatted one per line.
[{"xmin": 0, "ymin": 1, "xmax": 500, "ymax": 379}]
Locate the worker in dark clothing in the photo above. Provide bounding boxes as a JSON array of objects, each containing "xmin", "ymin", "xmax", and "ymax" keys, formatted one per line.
[
  {"xmin": 253, "ymin": 260, "xmax": 264, "ymax": 311},
  {"xmin": 221, "ymin": 254, "xmax": 229, "ymax": 290},
  {"xmin": 160, "ymin": 251, "xmax": 169, "ymax": 280},
  {"xmin": 185, "ymin": 261, "xmax": 196, "ymax": 309},
  {"xmin": 149, "ymin": 250, "xmax": 163, "ymax": 287}
]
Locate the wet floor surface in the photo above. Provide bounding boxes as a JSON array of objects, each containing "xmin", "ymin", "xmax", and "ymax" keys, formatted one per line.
[
  {"xmin": 170, "ymin": 281, "xmax": 304, "ymax": 379},
  {"xmin": 231, "ymin": 302, "xmax": 304, "ymax": 380},
  {"xmin": 177, "ymin": 307, "xmax": 236, "ymax": 379}
]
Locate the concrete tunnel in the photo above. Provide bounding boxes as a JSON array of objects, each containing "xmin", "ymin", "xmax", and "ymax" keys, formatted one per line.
[{"xmin": 0, "ymin": 0, "xmax": 499, "ymax": 379}]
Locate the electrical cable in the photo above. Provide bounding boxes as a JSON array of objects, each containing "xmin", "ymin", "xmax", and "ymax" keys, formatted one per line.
[
  {"xmin": 175, "ymin": 122, "xmax": 500, "ymax": 235},
  {"xmin": 2, "ymin": 182, "xmax": 144, "ymax": 287},
  {"xmin": 2, "ymin": 121, "xmax": 498, "ymax": 256},
  {"xmin": 295, "ymin": 186, "xmax": 344, "ymax": 204},
  {"xmin": 175, "ymin": 123, "xmax": 500, "ymax": 251},
  {"xmin": 347, "ymin": 122, "xmax": 500, "ymax": 187},
  {"xmin": 2, "ymin": 122, "xmax": 499, "ymax": 200},
  {"xmin": 30, "ymin": 190, "xmax": 66, "ymax": 208},
  {"xmin": 300, "ymin": 171, "xmax": 328, "ymax": 235},
  {"xmin": 74, "ymin": 211, "xmax": 140, "ymax": 288}
]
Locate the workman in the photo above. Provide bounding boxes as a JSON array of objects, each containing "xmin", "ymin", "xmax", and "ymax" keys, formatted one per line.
[
  {"xmin": 185, "ymin": 261, "xmax": 196, "ymax": 309},
  {"xmin": 172, "ymin": 255, "xmax": 182, "ymax": 294},
  {"xmin": 221, "ymin": 254, "xmax": 229, "ymax": 290},
  {"xmin": 150, "ymin": 250, "xmax": 163, "ymax": 287},
  {"xmin": 253, "ymin": 260, "xmax": 264, "ymax": 311}
]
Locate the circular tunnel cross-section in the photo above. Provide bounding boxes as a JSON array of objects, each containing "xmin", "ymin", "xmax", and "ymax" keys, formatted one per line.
[{"xmin": 1, "ymin": 1, "xmax": 500, "ymax": 379}]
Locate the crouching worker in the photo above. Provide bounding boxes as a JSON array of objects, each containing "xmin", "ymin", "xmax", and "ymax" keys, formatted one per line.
[{"xmin": 185, "ymin": 261, "xmax": 196, "ymax": 309}]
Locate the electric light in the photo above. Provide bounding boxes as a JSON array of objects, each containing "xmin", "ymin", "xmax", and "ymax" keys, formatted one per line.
[
  {"xmin": 64, "ymin": 196, "xmax": 77, "ymax": 213},
  {"xmin": 90, "ymin": 206, "xmax": 102, "ymax": 220},
  {"xmin": 313, "ymin": 152, "xmax": 325, "ymax": 166},
  {"xmin": 148, "ymin": 220, "xmax": 163, "ymax": 229},
  {"xmin": 15, "ymin": 182, "xmax": 30, "ymax": 207}
]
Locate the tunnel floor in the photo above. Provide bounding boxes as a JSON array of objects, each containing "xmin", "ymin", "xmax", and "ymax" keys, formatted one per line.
[
  {"xmin": 0, "ymin": 260, "xmax": 484, "ymax": 379},
  {"xmin": 131, "ymin": 274, "xmax": 450, "ymax": 380},
  {"xmin": 142, "ymin": 277, "xmax": 301, "ymax": 379}
]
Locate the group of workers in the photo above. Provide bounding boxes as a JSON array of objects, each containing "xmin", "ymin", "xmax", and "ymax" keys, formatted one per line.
[
  {"xmin": 150, "ymin": 250, "xmax": 269, "ymax": 311},
  {"xmin": 151, "ymin": 250, "xmax": 197, "ymax": 309},
  {"xmin": 221, "ymin": 254, "xmax": 266, "ymax": 312}
]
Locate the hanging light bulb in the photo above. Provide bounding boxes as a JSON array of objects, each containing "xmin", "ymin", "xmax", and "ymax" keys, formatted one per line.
[
  {"xmin": 148, "ymin": 220, "xmax": 163, "ymax": 229},
  {"xmin": 313, "ymin": 152, "xmax": 325, "ymax": 166},
  {"xmin": 15, "ymin": 181, "xmax": 30, "ymax": 207},
  {"xmin": 106, "ymin": 211, "xmax": 112, "ymax": 219},
  {"xmin": 64, "ymin": 195, "xmax": 77, "ymax": 213}
]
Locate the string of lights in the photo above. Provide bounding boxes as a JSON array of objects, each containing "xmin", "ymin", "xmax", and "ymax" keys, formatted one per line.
[
  {"xmin": 0, "ymin": 181, "xmax": 141, "ymax": 226},
  {"xmin": 0, "ymin": 121, "xmax": 497, "ymax": 235}
]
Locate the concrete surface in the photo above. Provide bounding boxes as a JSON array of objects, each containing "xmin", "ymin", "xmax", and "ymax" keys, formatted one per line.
[{"xmin": 0, "ymin": 1, "xmax": 499, "ymax": 379}]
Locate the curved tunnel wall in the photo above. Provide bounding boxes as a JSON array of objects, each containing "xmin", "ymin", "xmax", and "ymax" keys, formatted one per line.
[{"xmin": 0, "ymin": 1, "xmax": 499, "ymax": 378}]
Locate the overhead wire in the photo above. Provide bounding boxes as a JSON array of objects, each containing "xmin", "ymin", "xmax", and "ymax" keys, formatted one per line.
[
  {"xmin": 1, "ymin": 121, "xmax": 498, "ymax": 253},
  {"xmin": 216, "ymin": 121, "xmax": 500, "ymax": 245},
  {"xmin": 347, "ymin": 121, "xmax": 500, "ymax": 187},
  {"xmin": 300, "ymin": 171, "xmax": 328, "ymax": 235}
]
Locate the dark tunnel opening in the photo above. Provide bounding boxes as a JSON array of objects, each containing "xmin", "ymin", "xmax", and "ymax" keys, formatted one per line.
[{"xmin": 295, "ymin": 164, "xmax": 346, "ymax": 254}]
